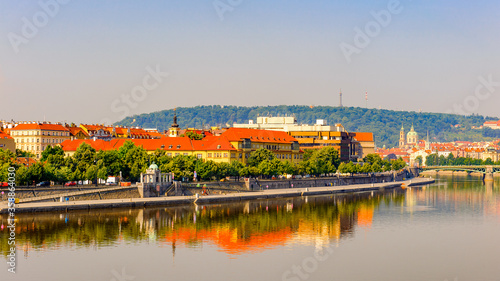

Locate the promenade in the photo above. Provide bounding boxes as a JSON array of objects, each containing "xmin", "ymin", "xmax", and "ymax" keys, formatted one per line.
[{"xmin": 0, "ymin": 177, "xmax": 434, "ymax": 214}]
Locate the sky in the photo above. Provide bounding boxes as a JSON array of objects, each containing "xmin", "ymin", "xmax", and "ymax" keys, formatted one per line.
[{"xmin": 1, "ymin": 0, "xmax": 499, "ymax": 125}]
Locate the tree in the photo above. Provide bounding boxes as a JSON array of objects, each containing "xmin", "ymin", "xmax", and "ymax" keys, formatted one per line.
[
  {"xmin": 180, "ymin": 131, "xmax": 204, "ymax": 140},
  {"xmin": 247, "ymin": 148, "xmax": 276, "ymax": 167},
  {"xmin": 415, "ymin": 156, "xmax": 423, "ymax": 167},
  {"xmin": 360, "ymin": 163, "xmax": 372, "ymax": 173},
  {"xmin": 40, "ymin": 145, "xmax": 64, "ymax": 162},
  {"xmin": 363, "ymin": 154, "xmax": 382, "ymax": 165},
  {"xmin": 309, "ymin": 147, "xmax": 340, "ymax": 175}
]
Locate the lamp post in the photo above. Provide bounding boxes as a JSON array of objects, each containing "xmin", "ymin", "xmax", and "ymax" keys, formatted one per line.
[{"xmin": 94, "ymin": 159, "xmax": 98, "ymax": 187}]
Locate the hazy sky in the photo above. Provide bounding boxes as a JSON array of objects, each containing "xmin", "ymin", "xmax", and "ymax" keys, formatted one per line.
[{"xmin": 1, "ymin": 0, "xmax": 499, "ymax": 125}]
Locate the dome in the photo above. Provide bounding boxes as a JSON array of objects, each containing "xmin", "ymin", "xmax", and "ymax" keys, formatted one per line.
[{"xmin": 149, "ymin": 162, "xmax": 159, "ymax": 170}]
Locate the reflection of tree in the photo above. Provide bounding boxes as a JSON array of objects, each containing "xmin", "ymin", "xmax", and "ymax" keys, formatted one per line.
[{"xmin": 0, "ymin": 191, "xmax": 406, "ymax": 257}]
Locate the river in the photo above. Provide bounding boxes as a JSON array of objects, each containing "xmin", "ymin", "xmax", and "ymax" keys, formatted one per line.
[{"xmin": 2, "ymin": 175, "xmax": 500, "ymax": 281}]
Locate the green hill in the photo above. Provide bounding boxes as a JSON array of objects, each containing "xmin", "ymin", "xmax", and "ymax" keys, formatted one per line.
[{"xmin": 114, "ymin": 105, "xmax": 499, "ymax": 147}]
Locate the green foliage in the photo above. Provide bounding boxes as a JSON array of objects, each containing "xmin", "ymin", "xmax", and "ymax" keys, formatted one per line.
[
  {"xmin": 247, "ymin": 148, "xmax": 276, "ymax": 167},
  {"xmin": 114, "ymin": 105, "xmax": 498, "ymax": 147},
  {"xmin": 180, "ymin": 131, "xmax": 204, "ymax": 140},
  {"xmin": 425, "ymin": 153, "xmax": 494, "ymax": 166}
]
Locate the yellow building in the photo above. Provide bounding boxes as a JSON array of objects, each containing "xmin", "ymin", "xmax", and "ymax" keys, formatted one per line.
[
  {"xmin": 220, "ymin": 128, "xmax": 302, "ymax": 164},
  {"xmin": 10, "ymin": 122, "xmax": 70, "ymax": 158},
  {"xmin": 60, "ymin": 128, "xmax": 303, "ymax": 165},
  {"xmin": 60, "ymin": 136, "xmax": 239, "ymax": 164}
]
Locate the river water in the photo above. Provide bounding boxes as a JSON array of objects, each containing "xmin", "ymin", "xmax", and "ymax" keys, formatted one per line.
[{"xmin": 2, "ymin": 175, "xmax": 500, "ymax": 281}]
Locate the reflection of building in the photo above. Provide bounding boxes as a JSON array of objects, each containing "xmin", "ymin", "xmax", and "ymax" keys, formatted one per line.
[{"xmin": 10, "ymin": 122, "xmax": 70, "ymax": 158}]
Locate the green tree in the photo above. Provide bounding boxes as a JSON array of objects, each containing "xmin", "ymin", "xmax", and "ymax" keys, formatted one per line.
[{"xmin": 247, "ymin": 148, "xmax": 276, "ymax": 167}]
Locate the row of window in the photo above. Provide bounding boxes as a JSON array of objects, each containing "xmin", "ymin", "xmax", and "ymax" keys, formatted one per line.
[
  {"xmin": 15, "ymin": 138, "xmax": 65, "ymax": 144},
  {"xmin": 13, "ymin": 130, "xmax": 69, "ymax": 137}
]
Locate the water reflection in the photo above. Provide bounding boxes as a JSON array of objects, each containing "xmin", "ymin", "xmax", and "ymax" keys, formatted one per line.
[
  {"xmin": 1, "ymin": 175, "xmax": 499, "ymax": 259},
  {"xmin": 0, "ymin": 190, "xmax": 405, "ymax": 258}
]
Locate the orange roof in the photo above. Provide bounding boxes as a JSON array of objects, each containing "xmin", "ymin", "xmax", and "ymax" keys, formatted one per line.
[
  {"xmin": 352, "ymin": 132, "xmax": 374, "ymax": 142},
  {"xmin": 61, "ymin": 137, "xmax": 238, "ymax": 152},
  {"xmin": 221, "ymin": 128, "xmax": 296, "ymax": 144},
  {"xmin": 193, "ymin": 136, "xmax": 236, "ymax": 151},
  {"xmin": 11, "ymin": 123, "xmax": 69, "ymax": 131},
  {"xmin": 80, "ymin": 124, "xmax": 107, "ymax": 132},
  {"xmin": 67, "ymin": 127, "xmax": 89, "ymax": 137},
  {"xmin": 0, "ymin": 130, "xmax": 13, "ymax": 139}
]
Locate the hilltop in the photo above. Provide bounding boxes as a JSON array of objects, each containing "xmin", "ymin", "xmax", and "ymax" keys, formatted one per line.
[{"xmin": 115, "ymin": 105, "xmax": 499, "ymax": 147}]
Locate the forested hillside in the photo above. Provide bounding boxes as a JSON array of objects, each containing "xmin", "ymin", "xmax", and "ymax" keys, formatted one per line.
[{"xmin": 115, "ymin": 105, "xmax": 499, "ymax": 147}]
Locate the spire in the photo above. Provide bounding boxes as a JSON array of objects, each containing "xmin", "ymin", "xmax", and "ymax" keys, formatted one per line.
[
  {"xmin": 171, "ymin": 108, "xmax": 179, "ymax": 128},
  {"xmin": 410, "ymin": 123, "xmax": 415, "ymax": 131}
]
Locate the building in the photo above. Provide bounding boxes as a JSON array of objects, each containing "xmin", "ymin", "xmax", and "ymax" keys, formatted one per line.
[
  {"xmin": 220, "ymin": 128, "xmax": 302, "ymax": 164},
  {"xmin": 351, "ymin": 132, "xmax": 375, "ymax": 159},
  {"xmin": 399, "ymin": 125, "xmax": 406, "ymax": 148},
  {"xmin": 80, "ymin": 124, "xmax": 112, "ymax": 140},
  {"xmin": 10, "ymin": 122, "xmax": 70, "ymax": 158},
  {"xmin": 60, "ymin": 137, "xmax": 239, "ymax": 163},
  {"xmin": 67, "ymin": 126, "xmax": 90, "ymax": 140},
  {"xmin": 169, "ymin": 111, "xmax": 180, "ymax": 137},
  {"xmin": 0, "ymin": 130, "xmax": 15, "ymax": 153},
  {"xmin": 483, "ymin": 120, "xmax": 500, "ymax": 130},
  {"xmin": 406, "ymin": 125, "xmax": 418, "ymax": 146},
  {"xmin": 233, "ymin": 117, "xmax": 373, "ymax": 162},
  {"xmin": 60, "ymin": 128, "xmax": 303, "ymax": 165}
]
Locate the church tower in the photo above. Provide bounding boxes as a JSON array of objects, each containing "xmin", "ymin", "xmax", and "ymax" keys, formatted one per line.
[
  {"xmin": 169, "ymin": 109, "xmax": 180, "ymax": 137},
  {"xmin": 399, "ymin": 124, "xmax": 406, "ymax": 148},
  {"xmin": 406, "ymin": 124, "xmax": 418, "ymax": 146}
]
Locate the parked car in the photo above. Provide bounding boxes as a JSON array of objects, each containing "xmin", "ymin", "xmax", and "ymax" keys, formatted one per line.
[
  {"xmin": 1, "ymin": 182, "xmax": 8, "ymax": 187},
  {"xmin": 36, "ymin": 181, "xmax": 50, "ymax": 187},
  {"xmin": 64, "ymin": 181, "xmax": 77, "ymax": 186}
]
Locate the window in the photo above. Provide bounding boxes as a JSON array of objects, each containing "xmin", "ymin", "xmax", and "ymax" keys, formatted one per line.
[
  {"xmin": 183, "ymin": 153, "xmax": 188, "ymax": 156},
  {"xmin": 208, "ymin": 153, "xmax": 212, "ymax": 157},
  {"xmin": 224, "ymin": 153, "xmax": 228, "ymax": 158},
  {"xmin": 177, "ymin": 145, "xmax": 181, "ymax": 149},
  {"xmin": 217, "ymin": 145, "xmax": 221, "ymax": 149},
  {"xmin": 167, "ymin": 153, "xmax": 172, "ymax": 157},
  {"xmin": 231, "ymin": 153, "xmax": 235, "ymax": 158},
  {"xmin": 197, "ymin": 154, "xmax": 202, "ymax": 159},
  {"xmin": 175, "ymin": 153, "xmax": 179, "ymax": 156},
  {"xmin": 169, "ymin": 145, "xmax": 173, "ymax": 149}
]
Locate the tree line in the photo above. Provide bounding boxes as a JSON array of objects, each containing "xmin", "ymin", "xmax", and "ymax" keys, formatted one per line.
[
  {"xmin": 424, "ymin": 153, "xmax": 500, "ymax": 166},
  {"xmin": 114, "ymin": 105, "xmax": 498, "ymax": 147},
  {"xmin": 0, "ymin": 143, "xmax": 406, "ymax": 186}
]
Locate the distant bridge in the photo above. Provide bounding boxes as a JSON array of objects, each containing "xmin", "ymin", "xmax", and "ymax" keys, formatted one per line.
[{"xmin": 421, "ymin": 165, "xmax": 500, "ymax": 174}]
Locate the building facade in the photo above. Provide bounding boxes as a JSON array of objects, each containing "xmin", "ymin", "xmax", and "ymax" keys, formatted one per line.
[
  {"xmin": 0, "ymin": 130, "xmax": 15, "ymax": 153},
  {"xmin": 10, "ymin": 122, "xmax": 70, "ymax": 158}
]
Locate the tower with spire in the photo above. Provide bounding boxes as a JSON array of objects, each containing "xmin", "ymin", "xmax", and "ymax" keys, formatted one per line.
[
  {"xmin": 169, "ymin": 108, "xmax": 180, "ymax": 137},
  {"xmin": 399, "ymin": 124, "xmax": 406, "ymax": 148},
  {"xmin": 339, "ymin": 89, "xmax": 343, "ymax": 107},
  {"xmin": 425, "ymin": 130, "xmax": 430, "ymax": 150}
]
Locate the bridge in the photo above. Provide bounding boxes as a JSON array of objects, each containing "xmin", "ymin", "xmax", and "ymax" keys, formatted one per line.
[{"xmin": 420, "ymin": 165, "xmax": 500, "ymax": 181}]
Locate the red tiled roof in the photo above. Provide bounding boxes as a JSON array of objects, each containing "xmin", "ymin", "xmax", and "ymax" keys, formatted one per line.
[
  {"xmin": 0, "ymin": 130, "xmax": 13, "ymax": 139},
  {"xmin": 11, "ymin": 123, "xmax": 69, "ymax": 131},
  {"xmin": 221, "ymin": 128, "xmax": 296, "ymax": 143},
  {"xmin": 68, "ymin": 127, "xmax": 89, "ymax": 137},
  {"xmin": 193, "ymin": 136, "xmax": 236, "ymax": 151},
  {"xmin": 61, "ymin": 137, "xmax": 237, "ymax": 152}
]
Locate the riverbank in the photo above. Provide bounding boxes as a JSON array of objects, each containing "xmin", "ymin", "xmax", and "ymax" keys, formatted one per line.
[{"xmin": 0, "ymin": 177, "xmax": 434, "ymax": 214}]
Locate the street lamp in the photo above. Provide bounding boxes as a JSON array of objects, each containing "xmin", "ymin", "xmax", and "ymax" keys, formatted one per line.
[{"xmin": 94, "ymin": 159, "xmax": 98, "ymax": 187}]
